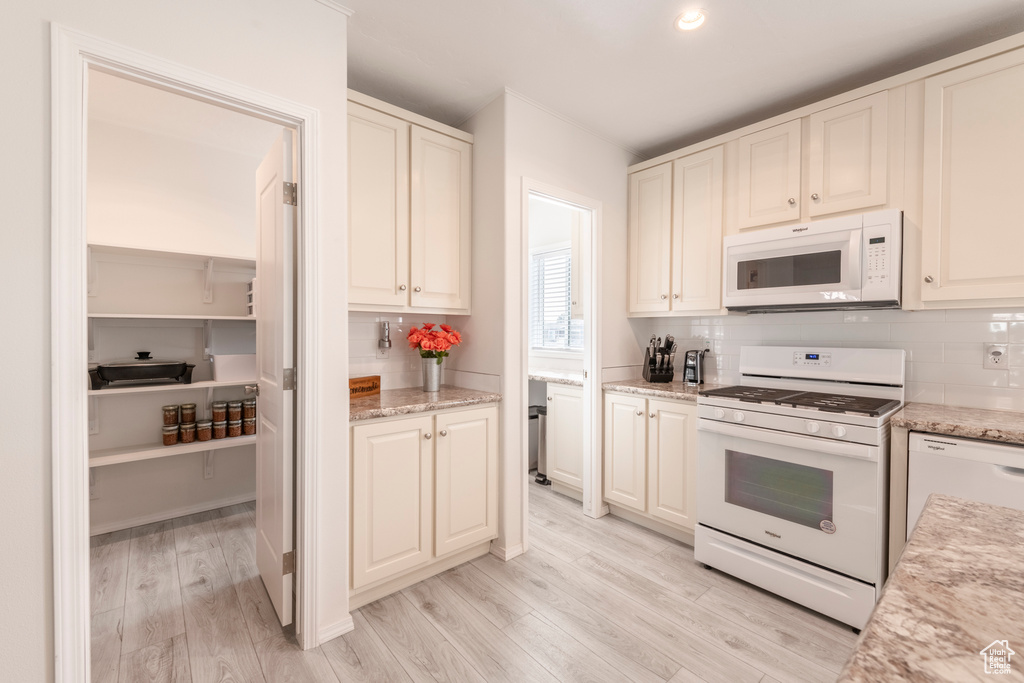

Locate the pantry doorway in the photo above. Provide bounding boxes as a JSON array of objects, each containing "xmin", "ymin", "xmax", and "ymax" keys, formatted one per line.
[{"xmin": 51, "ymin": 25, "xmax": 323, "ymax": 682}]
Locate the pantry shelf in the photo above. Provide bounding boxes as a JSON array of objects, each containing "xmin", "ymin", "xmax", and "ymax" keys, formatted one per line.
[
  {"xmin": 87, "ymin": 379, "xmax": 257, "ymax": 397},
  {"xmin": 88, "ymin": 313, "xmax": 254, "ymax": 321},
  {"xmin": 87, "ymin": 242, "xmax": 257, "ymax": 270},
  {"xmin": 89, "ymin": 435, "xmax": 256, "ymax": 468}
]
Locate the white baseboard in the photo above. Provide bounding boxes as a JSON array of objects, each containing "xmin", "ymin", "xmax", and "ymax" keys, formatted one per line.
[
  {"xmin": 489, "ymin": 542, "xmax": 524, "ymax": 561},
  {"xmin": 89, "ymin": 493, "xmax": 256, "ymax": 536},
  {"xmin": 317, "ymin": 614, "xmax": 355, "ymax": 645}
]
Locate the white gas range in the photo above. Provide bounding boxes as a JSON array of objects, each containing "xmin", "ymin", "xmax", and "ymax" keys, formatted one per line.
[{"xmin": 694, "ymin": 345, "xmax": 905, "ymax": 630}]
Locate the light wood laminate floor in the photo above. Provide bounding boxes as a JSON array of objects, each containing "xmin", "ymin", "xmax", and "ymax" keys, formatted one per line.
[{"xmin": 91, "ymin": 485, "xmax": 856, "ymax": 682}]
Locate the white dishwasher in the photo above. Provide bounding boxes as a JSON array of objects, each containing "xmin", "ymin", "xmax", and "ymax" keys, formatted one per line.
[{"xmin": 907, "ymin": 432, "xmax": 1024, "ymax": 539}]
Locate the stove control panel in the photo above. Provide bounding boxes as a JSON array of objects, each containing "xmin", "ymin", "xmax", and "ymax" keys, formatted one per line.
[{"xmin": 793, "ymin": 352, "xmax": 832, "ymax": 367}]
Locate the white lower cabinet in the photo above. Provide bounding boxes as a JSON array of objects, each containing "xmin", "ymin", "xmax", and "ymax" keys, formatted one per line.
[
  {"xmin": 603, "ymin": 392, "xmax": 698, "ymax": 534},
  {"xmin": 350, "ymin": 404, "xmax": 498, "ymax": 600},
  {"xmin": 546, "ymin": 384, "xmax": 585, "ymax": 490}
]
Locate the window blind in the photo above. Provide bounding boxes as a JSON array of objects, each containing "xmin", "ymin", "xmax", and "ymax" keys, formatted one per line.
[{"xmin": 529, "ymin": 248, "xmax": 583, "ymax": 351}]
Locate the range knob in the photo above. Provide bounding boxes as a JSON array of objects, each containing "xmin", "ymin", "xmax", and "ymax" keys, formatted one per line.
[
  {"xmin": 806, "ymin": 421, "xmax": 820, "ymax": 434},
  {"xmin": 733, "ymin": 411, "xmax": 745, "ymax": 422},
  {"xmin": 714, "ymin": 408, "xmax": 725, "ymax": 419},
  {"xmin": 832, "ymin": 425, "xmax": 848, "ymax": 438}
]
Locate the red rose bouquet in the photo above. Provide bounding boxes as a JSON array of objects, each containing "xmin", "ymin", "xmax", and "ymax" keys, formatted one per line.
[{"xmin": 407, "ymin": 323, "xmax": 462, "ymax": 365}]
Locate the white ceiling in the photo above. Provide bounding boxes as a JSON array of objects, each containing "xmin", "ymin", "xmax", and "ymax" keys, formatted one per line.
[
  {"xmin": 344, "ymin": 0, "xmax": 1024, "ymax": 159},
  {"xmin": 88, "ymin": 69, "xmax": 284, "ymax": 159}
]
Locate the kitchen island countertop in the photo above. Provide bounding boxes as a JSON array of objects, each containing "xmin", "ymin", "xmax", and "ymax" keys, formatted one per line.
[
  {"xmin": 891, "ymin": 402, "xmax": 1024, "ymax": 446},
  {"xmin": 838, "ymin": 494, "xmax": 1024, "ymax": 682},
  {"xmin": 350, "ymin": 385, "xmax": 501, "ymax": 421}
]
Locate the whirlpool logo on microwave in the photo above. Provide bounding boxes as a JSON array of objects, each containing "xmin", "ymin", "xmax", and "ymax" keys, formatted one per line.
[
  {"xmin": 791, "ymin": 227, "xmax": 809, "ymax": 232},
  {"xmin": 764, "ymin": 530, "xmax": 782, "ymax": 539}
]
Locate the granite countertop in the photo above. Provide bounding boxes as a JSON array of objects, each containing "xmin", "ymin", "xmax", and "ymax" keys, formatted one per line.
[
  {"xmin": 838, "ymin": 494, "xmax": 1024, "ymax": 682},
  {"xmin": 892, "ymin": 402, "xmax": 1024, "ymax": 446},
  {"xmin": 528, "ymin": 370, "xmax": 584, "ymax": 387},
  {"xmin": 602, "ymin": 379, "xmax": 723, "ymax": 402},
  {"xmin": 350, "ymin": 385, "xmax": 502, "ymax": 422}
]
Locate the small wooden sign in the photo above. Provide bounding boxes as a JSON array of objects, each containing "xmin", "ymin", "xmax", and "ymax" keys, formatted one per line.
[{"xmin": 349, "ymin": 375, "xmax": 381, "ymax": 398}]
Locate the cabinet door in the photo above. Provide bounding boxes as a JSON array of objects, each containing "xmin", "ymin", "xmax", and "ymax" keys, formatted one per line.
[
  {"xmin": 671, "ymin": 147, "xmax": 723, "ymax": 312},
  {"xmin": 435, "ymin": 406, "xmax": 498, "ymax": 557},
  {"xmin": 736, "ymin": 119, "xmax": 802, "ymax": 229},
  {"xmin": 647, "ymin": 400, "xmax": 698, "ymax": 530},
  {"xmin": 348, "ymin": 102, "xmax": 410, "ymax": 307},
  {"xmin": 410, "ymin": 126, "xmax": 472, "ymax": 312},
  {"xmin": 603, "ymin": 393, "xmax": 647, "ymax": 512},
  {"xmin": 921, "ymin": 49, "xmax": 1024, "ymax": 302},
  {"xmin": 547, "ymin": 384, "xmax": 585, "ymax": 489},
  {"xmin": 351, "ymin": 416, "xmax": 432, "ymax": 589},
  {"xmin": 628, "ymin": 163, "xmax": 673, "ymax": 313},
  {"xmin": 808, "ymin": 92, "xmax": 888, "ymax": 217}
]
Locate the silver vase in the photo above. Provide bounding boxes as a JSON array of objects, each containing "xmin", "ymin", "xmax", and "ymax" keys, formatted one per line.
[{"xmin": 422, "ymin": 357, "xmax": 442, "ymax": 392}]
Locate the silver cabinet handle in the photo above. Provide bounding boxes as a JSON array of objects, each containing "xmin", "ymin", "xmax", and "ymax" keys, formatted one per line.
[
  {"xmin": 788, "ymin": 197, "xmax": 796, "ymax": 206},
  {"xmin": 661, "ymin": 294, "xmax": 667, "ymax": 300},
  {"xmin": 414, "ymin": 286, "xmax": 422, "ymax": 292},
  {"xmin": 649, "ymin": 412, "xmax": 655, "ymax": 418},
  {"xmin": 244, "ymin": 384, "xmax": 260, "ymax": 396},
  {"xmin": 399, "ymin": 284, "xmax": 407, "ymax": 291},
  {"xmin": 811, "ymin": 193, "xmax": 820, "ymax": 201},
  {"xmin": 440, "ymin": 430, "xmax": 447, "ymax": 437},
  {"xmin": 424, "ymin": 433, "xmax": 432, "ymax": 440},
  {"xmin": 924, "ymin": 276, "xmax": 934, "ymax": 283},
  {"xmin": 672, "ymin": 293, "xmax": 679, "ymax": 299},
  {"xmin": 547, "ymin": 396, "xmax": 553, "ymax": 401},
  {"xmin": 636, "ymin": 410, "xmax": 643, "ymax": 416}
]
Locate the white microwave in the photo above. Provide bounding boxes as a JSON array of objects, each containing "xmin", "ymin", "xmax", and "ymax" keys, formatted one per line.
[{"xmin": 722, "ymin": 210, "xmax": 902, "ymax": 313}]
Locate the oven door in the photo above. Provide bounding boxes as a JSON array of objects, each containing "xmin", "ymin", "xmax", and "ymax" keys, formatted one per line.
[
  {"xmin": 723, "ymin": 227, "xmax": 861, "ymax": 309},
  {"xmin": 697, "ymin": 418, "xmax": 882, "ymax": 582}
]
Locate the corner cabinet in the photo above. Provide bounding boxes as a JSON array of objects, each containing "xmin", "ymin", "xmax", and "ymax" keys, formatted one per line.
[
  {"xmin": 627, "ymin": 146, "xmax": 724, "ymax": 316},
  {"xmin": 348, "ymin": 92, "xmax": 473, "ymax": 314},
  {"xmin": 919, "ymin": 48, "xmax": 1024, "ymax": 304},
  {"xmin": 734, "ymin": 91, "xmax": 888, "ymax": 230},
  {"xmin": 350, "ymin": 404, "xmax": 498, "ymax": 607},
  {"xmin": 603, "ymin": 393, "xmax": 698, "ymax": 536}
]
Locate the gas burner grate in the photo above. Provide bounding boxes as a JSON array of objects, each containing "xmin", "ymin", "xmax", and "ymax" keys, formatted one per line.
[
  {"xmin": 698, "ymin": 386, "xmax": 804, "ymax": 403},
  {"xmin": 776, "ymin": 392, "xmax": 901, "ymax": 417}
]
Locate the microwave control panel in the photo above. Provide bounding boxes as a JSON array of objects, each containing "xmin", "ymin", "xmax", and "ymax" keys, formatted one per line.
[
  {"xmin": 793, "ymin": 352, "xmax": 832, "ymax": 367},
  {"xmin": 861, "ymin": 220, "xmax": 899, "ymax": 299}
]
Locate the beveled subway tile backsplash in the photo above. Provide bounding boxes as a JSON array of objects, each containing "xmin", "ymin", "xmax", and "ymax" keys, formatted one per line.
[
  {"xmin": 632, "ymin": 307, "xmax": 1024, "ymax": 412},
  {"xmin": 348, "ymin": 312, "xmax": 448, "ymax": 390}
]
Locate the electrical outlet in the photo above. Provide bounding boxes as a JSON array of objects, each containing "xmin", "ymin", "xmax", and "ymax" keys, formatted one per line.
[
  {"xmin": 89, "ymin": 471, "xmax": 99, "ymax": 500},
  {"xmin": 984, "ymin": 344, "xmax": 1008, "ymax": 369}
]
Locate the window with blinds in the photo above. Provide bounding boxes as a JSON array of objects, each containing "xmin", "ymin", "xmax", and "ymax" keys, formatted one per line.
[{"xmin": 529, "ymin": 247, "xmax": 583, "ymax": 351}]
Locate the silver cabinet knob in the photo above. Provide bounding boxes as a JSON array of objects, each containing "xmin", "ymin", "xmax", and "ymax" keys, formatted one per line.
[
  {"xmin": 414, "ymin": 286, "xmax": 422, "ymax": 292},
  {"xmin": 649, "ymin": 412, "xmax": 655, "ymax": 418},
  {"xmin": 636, "ymin": 410, "xmax": 643, "ymax": 416},
  {"xmin": 672, "ymin": 294, "xmax": 679, "ymax": 299},
  {"xmin": 439, "ymin": 430, "xmax": 447, "ymax": 437},
  {"xmin": 547, "ymin": 396, "xmax": 553, "ymax": 401},
  {"xmin": 788, "ymin": 198, "xmax": 796, "ymax": 206},
  {"xmin": 811, "ymin": 193, "xmax": 820, "ymax": 201},
  {"xmin": 661, "ymin": 294, "xmax": 667, "ymax": 300},
  {"xmin": 399, "ymin": 284, "xmax": 407, "ymax": 291},
  {"xmin": 244, "ymin": 384, "xmax": 260, "ymax": 396},
  {"xmin": 924, "ymin": 276, "xmax": 934, "ymax": 283},
  {"xmin": 424, "ymin": 433, "xmax": 432, "ymax": 440}
]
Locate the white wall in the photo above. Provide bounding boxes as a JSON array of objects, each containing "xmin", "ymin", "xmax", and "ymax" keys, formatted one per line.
[
  {"xmin": 87, "ymin": 120, "xmax": 262, "ymax": 258},
  {"xmin": 349, "ymin": 312, "xmax": 453, "ymax": 390},
  {"xmin": 631, "ymin": 308, "xmax": 1024, "ymax": 410},
  {"xmin": 2, "ymin": 2, "xmax": 349, "ymax": 678}
]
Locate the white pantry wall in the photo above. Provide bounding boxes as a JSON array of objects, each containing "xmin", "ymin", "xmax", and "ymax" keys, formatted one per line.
[
  {"xmin": 632, "ymin": 308, "xmax": 1024, "ymax": 411},
  {"xmin": 1, "ymin": 2, "xmax": 349, "ymax": 678}
]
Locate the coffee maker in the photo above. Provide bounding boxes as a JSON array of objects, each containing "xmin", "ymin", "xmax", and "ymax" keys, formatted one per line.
[{"xmin": 682, "ymin": 349, "xmax": 708, "ymax": 385}]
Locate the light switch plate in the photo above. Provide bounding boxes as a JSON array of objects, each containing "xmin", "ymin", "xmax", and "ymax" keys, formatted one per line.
[{"xmin": 984, "ymin": 344, "xmax": 1008, "ymax": 369}]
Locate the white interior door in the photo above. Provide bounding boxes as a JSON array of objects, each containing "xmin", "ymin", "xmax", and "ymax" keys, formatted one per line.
[{"xmin": 255, "ymin": 129, "xmax": 296, "ymax": 626}]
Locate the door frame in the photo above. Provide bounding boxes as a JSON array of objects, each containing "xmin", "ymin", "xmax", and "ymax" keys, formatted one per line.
[
  {"xmin": 520, "ymin": 178, "xmax": 606, "ymax": 545},
  {"xmin": 51, "ymin": 25, "xmax": 323, "ymax": 681}
]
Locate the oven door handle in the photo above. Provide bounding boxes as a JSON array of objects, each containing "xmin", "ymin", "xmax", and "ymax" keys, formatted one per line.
[{"xmin": 697, "ymin": 419, "xmax": 879, "ymax": 462}]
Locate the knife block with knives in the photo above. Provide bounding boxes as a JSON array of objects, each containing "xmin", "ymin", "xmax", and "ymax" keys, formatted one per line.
[{"xmin": 642, "ymin": 334, "xmax": 676, "ymax": 383}]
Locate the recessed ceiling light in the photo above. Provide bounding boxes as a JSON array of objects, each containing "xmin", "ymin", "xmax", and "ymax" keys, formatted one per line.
[{"xmin": 675, "ymin": 9, "xmax": 707, "ymax": 31}]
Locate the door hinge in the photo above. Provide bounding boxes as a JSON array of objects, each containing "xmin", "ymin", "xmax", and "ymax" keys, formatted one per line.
[
  {"xmin": 283, "ymin": 181, "xmax": 298, "ymax": 206},
  {"xmin": 283, "ymin": 368, "xmax": 296, "ymax": 391},
  {"xmin": 283, "ymin": 550, "xmax": 295, "ymax": 575}
]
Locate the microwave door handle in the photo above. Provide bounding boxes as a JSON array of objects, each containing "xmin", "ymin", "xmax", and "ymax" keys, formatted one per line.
[{"xmin": 697, "ymin": 418, "xmax": 879, "ymax": 461}]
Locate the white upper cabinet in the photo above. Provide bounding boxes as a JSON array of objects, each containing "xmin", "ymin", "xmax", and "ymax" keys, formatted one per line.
[
  {"xmin": 671, "ymin": 147, "xmax": 723, "ymax": 313},
  {"xmin": 736, "ymin": 119, "xmax": 802, "ymax": 229},
  {"xmin": 920, "ymin": 48, "xmax": 1024, "ymax": 303},
  {"xmin": 348, "ymin": 93, "xmax": 473, "ymax": 314},
  {"xmin": 348, "ymin": 102, "xmax": 410, "ymax": 308},
  {"xmin": 628, "ymin": 163, "xmax": 673, "ymax": 313},
  {"xmin": 627, "ymin": 147, "xmax": 724, "ymax": 316},
  {"xmin": 808, "ymin": 92, "xmax": 888, "ymax": 217}
]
